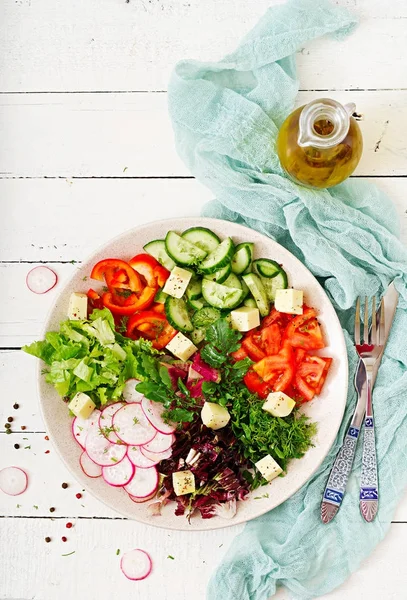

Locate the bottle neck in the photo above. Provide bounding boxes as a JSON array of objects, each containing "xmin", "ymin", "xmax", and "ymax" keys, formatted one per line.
[{"xmin": 298, "ymin": 99, "xmax": 354, "ymax": 149}]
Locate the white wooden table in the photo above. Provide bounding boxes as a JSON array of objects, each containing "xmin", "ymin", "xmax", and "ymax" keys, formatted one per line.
[{"xmin": 1, "ymin": 0, "xmax": 406, "ymax": 598}]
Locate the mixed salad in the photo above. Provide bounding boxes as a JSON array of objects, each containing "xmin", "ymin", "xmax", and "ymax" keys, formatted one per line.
[{"xmin": 24, "ymin": 227, "xmax": 332, "ymax": 520}]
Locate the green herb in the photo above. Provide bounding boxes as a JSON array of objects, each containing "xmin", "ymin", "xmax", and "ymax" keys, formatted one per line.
[
  {"xmin": 230, "ymin": 393, "xmax": 317, "ymax": 472},
  {"xmin": 133, "ymin": 417, "xmax": 139, "ymax": 425},
  {"xmin": 62, "ymin": 551, "xmax": 76, "ymax": 557},
  {"xmin": 24, "ymin": 445, "xmax": 31, "ymax": 450},
  {"xmin": 200, "ymin": 319, "xmax": 242, "ymax": 368},
  {"xmin": 16, "ymin": 504, "xmax": 21, "ymax": 508},
  {"xmin": 167, "ymin": 555, "xmax": 175, "ymax": 560},
  {"xmin": 123, "ymin": 166, "xmax": 128, "ymax": 172},
  {"xmin": 111, "ymin": 457, "xmax": 118, "ymax": 463},
  {"xmin": 70, "ymin": 260, "xmax": 77, "ymax": 265},
  {"xmin": 254, "ymin": 493, "xmax": 270, "ymax": 499},
  {"xmin": 33, "ymin": 505, "xmax": 38, "ymax": 509},
  {"xmin": 116, "ymin": 549, "xmax": 120, "ymax": 556},
  {"xmin": 82, "ymin": 276, "xmax": 88, "ymax": 281}
]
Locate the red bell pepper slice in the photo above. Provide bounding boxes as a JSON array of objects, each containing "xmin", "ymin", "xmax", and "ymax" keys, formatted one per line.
[
  {"xmin": 126, "ymin": 310, "xmax": 177, "ymax": 350},
  {"xmin": 129, "ymin": 254, "xmax": 170, "ymax": 288},
  {"xmin": 102, "ymin": 284, "xmax": 157, "ymax": 316},
  {"xmin": 90, "ymin": 259, "xmax": 142, "ymax": 293}
]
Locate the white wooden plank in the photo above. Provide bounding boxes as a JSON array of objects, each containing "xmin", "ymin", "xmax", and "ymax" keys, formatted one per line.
[
  {"xmin": 0, "ymin": 0, "xmax": 406, "ymax": 92},
  {"xmin": 0, "ymin": 516, "xmax": 406, "ymax": 600},
  {"xmin": 0, "ymin": 178, "xmax": 210, "ymax": 262},
  {"xmin": 0, "ymin": 91, "xmax": 406, "ymax": 177},
  {"xmin": 0, "ymin": 177, "xmax": 406, "ymax": 263}
]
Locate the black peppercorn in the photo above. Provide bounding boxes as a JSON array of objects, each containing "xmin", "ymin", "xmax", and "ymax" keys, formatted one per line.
[
  {"xmin": 14, "ymin": 443, "xmax": 20, "ymax": 449},
  {"xmin": 13, "ymin": 403, "xmax": 19, "ymax": 410},
  {"xmin": 62, "ymin": 482, "xmax": 68, "ymax": 489}
]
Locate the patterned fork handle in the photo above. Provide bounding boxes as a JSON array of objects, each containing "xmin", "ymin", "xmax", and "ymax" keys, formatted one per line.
[
  {"xmin": 321, "ymin": 425, "xmax": 361, "ymax": 523},
  {"xmin": 360, "ymin": 379, "xmax": 379, "ymax": 522}
]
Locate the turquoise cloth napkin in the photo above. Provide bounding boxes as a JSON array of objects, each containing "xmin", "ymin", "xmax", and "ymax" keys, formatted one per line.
[{"xmin": 168, "ymin": 0, "xmax": 407, "ymax": 598}]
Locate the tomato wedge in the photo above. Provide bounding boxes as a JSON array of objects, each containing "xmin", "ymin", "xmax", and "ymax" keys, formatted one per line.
[
  {"xmin": 242, "ymin": 332, "xmax": 266, "ymax": 362},
  {"xmin": 129, "ymin": 254, "xmax": 170, "ymax": 288},
  {"xmin": 284, "ymin": 306, "xmax": 325, "ymax": 350},
  {"xmin": 253, "ymin": 343, "xmax": 294, "ymax": 392},
  {"xmin": 126, "ymin": 310, "xmax": 177, "ymax": 350},
  {"xmin": 91, "ymin": 259, "xmax": 142, "ymax": 293},
  {"xmin": 230, "ymin": 346, "xmax": 249, "ymax": 361},
  {"xmin": 259, "ymin": 324, "xmax": 281, "ymax": 355},
  {"xmin": 243, "ymin": 370, "xmax": 270, "ymax": 399},
  {"xmin": 294, "ymin": 355, "xmax": 332, "ymax": 402}
]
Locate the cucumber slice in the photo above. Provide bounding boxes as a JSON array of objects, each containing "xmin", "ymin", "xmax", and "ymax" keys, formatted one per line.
[
  {"xmin": 165, "ymin": 231, "xmax": 207, "ymax": 267},
  {"xmin": 242, "ymin": 273, "xmax": 269, "ymax": 317},
  {"xmin": 154, "ymin": 290, "xmax": 168, "ymax": 304},
  {"xmin": 201, "ymin": 279, "xmax": 244, "ymax": 310},
  {"xmin": 243, "ymin": 297, "xmax": 257, "ymax": 308},
  {"xmin": 185, "ymin": 278, "xmax": 202, "ymax": 301},
  {"xmin": 199, "ymin": 238, "xmax": 234, "ymax": 274},
  {"xmin": 253, "ymin": 258, "xmax": 281, "ymax": 278},
  {"xmin": 203, "ymin": 263, "xmax": 231, "ymax": 284},
  {"xmin": 231, "ymin": 243, "xmax": 253, "ymax": 275},
  {"xmin": 191, "ymin": 328, "xmax": 205, "ymax": 345},
  {"xmin": 143, "ymin": 239, "xmax": 176, "ymax": 271},
  {"xmin": 187, "ymin": 296, "xmax": 207, "ymax": 311},
  {"xmin": 165, "ymin": 296, "xmax": 194, "ymax": 333},
  {"xmin": 192, "ymin": 307, "xmax": 221, "ymax": 328},
  {"xmin": 261, "ymin": 270, "xmax": 288, "ymax": 302},
  {"xmin": 240, "ymin": 277, "xmax": 250, "ymax": 300},
  {"xmin": 223, "ymin": 273, "xmax": 242, "ymax": 289},
  {"xmin": 182, "ymin": 227, "xmax": 220, "ymax": 254}
]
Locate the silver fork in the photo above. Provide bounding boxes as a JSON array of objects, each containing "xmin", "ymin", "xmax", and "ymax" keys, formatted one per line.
[{"xmin": 354, "ymin": 296, "xmax": 385, "ymax": 522}]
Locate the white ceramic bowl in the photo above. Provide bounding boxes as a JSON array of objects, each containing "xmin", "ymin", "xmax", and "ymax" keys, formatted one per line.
[{"xmin": 38, "ymin": 217, "xmax": 348, "ymax": 531}]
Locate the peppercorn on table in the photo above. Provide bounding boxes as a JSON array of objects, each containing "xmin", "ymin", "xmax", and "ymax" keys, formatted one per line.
[{"xmin": 1, "ymin": 0, "xmax": 407, "ymax": 598}]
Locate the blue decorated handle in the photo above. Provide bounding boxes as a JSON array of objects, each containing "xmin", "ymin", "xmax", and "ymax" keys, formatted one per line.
[
  {"xmin": 360, "ymin": 415, "xmax": 378, "ymax": 522},
  {"xmin": 321, "ymin": 425, "xmax": 360, "ymax": 523}
]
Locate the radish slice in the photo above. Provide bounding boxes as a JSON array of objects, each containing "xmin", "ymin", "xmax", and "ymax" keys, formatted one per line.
[
  {"xmin": 144, "ymin": 431, "xmax": 174, "ymax": 453},
  {"xmin": 85, "ymin": 421, "xmax": 127, "ymax": 467},
  {"xmin": 102, "ymin": 456, "xmax": 135, "ymax": 487},
  {"xmin": 80, "ymin": 451, "xmax": 102, "ymax": 478},
  {"xmin": 26, "ymin": 266, "xmax": 57, "ymax": 294},
  {"xmin": 141, "ymin": 446, "xmax": 172, "ymax": 463},
  {"xmin": 72, "ymin": 410, "xmax": 101, "ymax": 449},
  {"xmin": 123, "ymin": 379, "xmax": 143, "ymax": 403},
  {"xmin": 128, "ymin": 490, "xmax": 157, "ymax": 503},
  {"xmin": 141, "ymin": 397, "xmax": 176, "ymax": 434},
  {"xmin": 124, "ymin": 466, "xmax": 158, "ymax": 499},
  {"xmin": 127, "ymin": 445, "xmax": 159, "ymax": 468},
  {"xmin": 99, "ymin": 403, "xmax": 125, "ymax": 444},
  {"xmin": 0, "ymin": 467, "xmax": 28, "ymax": 496},
  {"xmin": 120, "ymin": 549, "xmax": 152, "ymax": 581},
  {"xmin": 113, "ymin": 404, "xmax": 156, "ymax": 446}
]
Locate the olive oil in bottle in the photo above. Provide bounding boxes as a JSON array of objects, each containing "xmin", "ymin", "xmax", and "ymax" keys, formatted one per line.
[{"xmin": 277, "ymin": 98, "xmax": 363, "ymax": 189}]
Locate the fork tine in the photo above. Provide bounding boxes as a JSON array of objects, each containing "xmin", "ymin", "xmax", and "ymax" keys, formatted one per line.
[
  {"xmin": 354, "ymin": 297, "xmax": 361, "ymax": 345},
  {"xmin": 379, "ymin": 297, "xmax": 385, "ymax": 345},
  {"xmin": 371, "ymin": 296, "xmax": 377, "ymax": 345},
  {"xmin": 363, "ymin": 296, "xmax": 369, "ymax": 344}
]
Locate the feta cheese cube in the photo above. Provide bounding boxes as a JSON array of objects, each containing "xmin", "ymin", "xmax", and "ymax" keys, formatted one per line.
[
  {"xmin": 68, "ymin": 392, "xmax": 96, "ymax": 419},
  {"xmin": 274, "ymin": 289, "xmax": 303, "ymax": 315},
  {"xmin": 230, "ymin": 306, "xmax": 260, "ymax": 332},
  {"xmin": 165, "ymin": 332, "xmax": 197, "ymax": 361},
  {"xmin": 163, "ymin": 266, "xmax": 192, "ymax": 299},
  {"xmin": 263, "ymin": 392, "xmax": 296, "ymax": 417},
  {"xmin": 255, "ymin": 454, "xmax": 283, "ymax": 482},
  {"xmin": 68, "ymin": 292, "xmax": 88, "ymax": 320},
  {"xmin": 172, "ymin": 470, "xmax": 196, "ymax": 496},
  {"xmin": 201, "ymin": 402, "xmax": 230, "ymax": 430}
]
